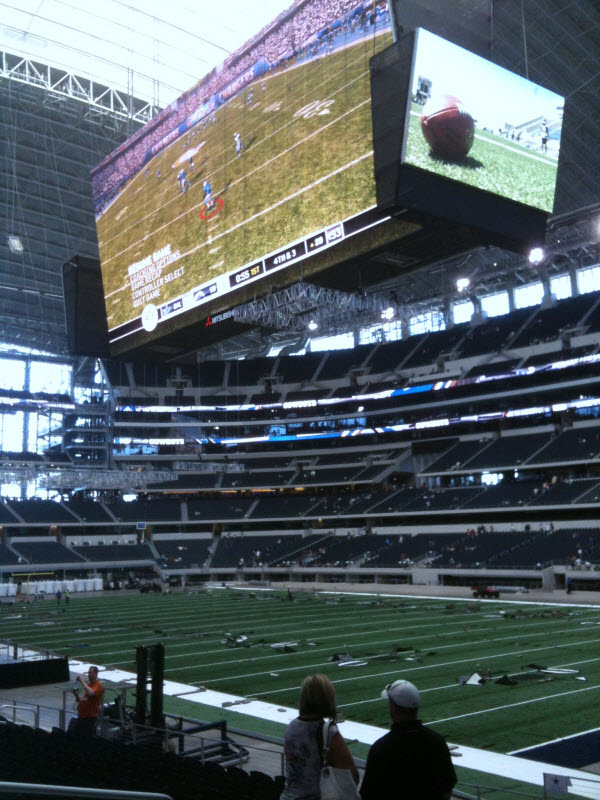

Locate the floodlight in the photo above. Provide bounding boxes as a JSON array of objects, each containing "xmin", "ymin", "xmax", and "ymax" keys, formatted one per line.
[
  {"xmin": 381, "ymin": 307, "xmax": 395, "ymax": 320},
  {"xmin": 308, "ymin": 320, "xmax": 318, "ymax": 331},
  {"xmin": 528, "ymin": 247, "xmax": 544, "ymax": 264},
  {"xmin": 456, "ymin": 277, "xmax": 470, "ymax": 292},
  {"xmin": 8, "ymin": 235, "xmax": 24, "ymax": 254}
]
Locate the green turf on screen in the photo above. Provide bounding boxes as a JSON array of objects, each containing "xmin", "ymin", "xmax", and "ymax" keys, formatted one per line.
[
  {"xmin": 404, "ymin": 102, "xmax": 558, "ymax": 212},
  {"xmin": 97, "ymin": 28, "xmax": 393, "ymax": 331}
]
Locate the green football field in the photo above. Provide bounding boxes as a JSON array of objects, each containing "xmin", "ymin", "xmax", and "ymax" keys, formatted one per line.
[
  {"xmin": 4, "ymin": 588, "xmax": 600, "ymax": 763},
  {"xmin": 97, "ymin": 27, "xmax": 394, "ymax": 331},
  {"xmin": 404, "ymin": 102, "xmax": 558, "ymax": 212}
]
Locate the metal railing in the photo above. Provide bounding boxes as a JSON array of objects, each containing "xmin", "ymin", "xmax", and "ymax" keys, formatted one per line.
[
  {"xmin": 0, "ymin": 702, "xmax": 39, "ymax": 727},
  {"xmin": 0, "ymin": 781, "xmax": 172, "ymax": 799}
]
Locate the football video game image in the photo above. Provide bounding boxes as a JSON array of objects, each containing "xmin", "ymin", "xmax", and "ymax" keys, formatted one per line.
[
  {"xmin": 92, "ymin": 1, "xmax": 394, "ymax": 351},
  {"xmin": 403, "ymin": 29, "xmax": 563, "ymax": 212}
]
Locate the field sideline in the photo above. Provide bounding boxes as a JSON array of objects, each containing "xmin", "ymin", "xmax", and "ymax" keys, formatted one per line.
[{"xmin": 4, "ymin": 587, "xmax": 600, "ymax": 763}]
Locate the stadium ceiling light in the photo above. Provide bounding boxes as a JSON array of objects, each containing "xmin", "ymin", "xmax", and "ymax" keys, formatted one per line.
[
  {"xmin": 528, "ymin": 247, "xmax": 545, "ymax": 264},
  {"xmin": 308, "ymin": 320, "xmax": 318, "ymax": 331},
  {"xmin": 7, "ymin": 235, "xmax": 24, "ymax": 254},
  {"xmin": 456, "ymin": 277, "xmax": 470, "ymax": 292},
  {"xmin": 381, "ymin": 307, "xmax": 395, "ymax": 320}
]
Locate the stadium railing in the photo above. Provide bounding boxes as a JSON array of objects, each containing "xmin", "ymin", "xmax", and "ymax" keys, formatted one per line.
[{"xmin": 0, "ymin": 781, "xmax": 173, "ymax": 800}]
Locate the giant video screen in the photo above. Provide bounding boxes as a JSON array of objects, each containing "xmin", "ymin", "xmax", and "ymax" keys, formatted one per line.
[
  {"xmin": 92, "ymin": 1, "xmax": 406, "ymax": 354},
  {"xmin": 403, "ymin": 28, "xmax": 563, "ymax": 212}
]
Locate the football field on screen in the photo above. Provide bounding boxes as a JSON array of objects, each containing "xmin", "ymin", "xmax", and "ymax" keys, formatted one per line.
[
  {"xmin": 404, "ymin": 103, "xmax": 558, "ymax": 212},
  {"xmin": 96, "ymin": 27, "xmax": 394, "ymax": 331},
  {"xmin": 4, "ymin": 589, "xmax": 600, "ymax": 757}
]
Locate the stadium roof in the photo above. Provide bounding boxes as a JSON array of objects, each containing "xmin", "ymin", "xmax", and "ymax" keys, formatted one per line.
[
  {"xmin": 0, "ymin": 0, "xmax": 599, "ymax": 360},
  {"xmin": 1, "ymin": 0, "xmax": 291, "ymax": 106}
]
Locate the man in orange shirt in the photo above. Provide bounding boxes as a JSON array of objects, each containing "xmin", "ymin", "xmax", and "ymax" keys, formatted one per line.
[{"xmin": 71, "ymin": 666, "xmax": 104, "ymax": 737}]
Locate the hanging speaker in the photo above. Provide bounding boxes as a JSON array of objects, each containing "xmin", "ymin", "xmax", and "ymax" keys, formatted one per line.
[{"xmin": 62, "ymin": 255, "xmax": 110, "ymax": 357}]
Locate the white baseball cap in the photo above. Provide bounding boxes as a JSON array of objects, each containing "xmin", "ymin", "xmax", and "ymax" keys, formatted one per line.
[{"xmin": 381, "ymin": 679, "xmax": 420, "ymax": 708}]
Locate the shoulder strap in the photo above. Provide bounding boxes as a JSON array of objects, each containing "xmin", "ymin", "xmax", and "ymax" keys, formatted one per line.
[{"xmin": 321, "ymin": 719, "xmax": 334, "ymax": 764}]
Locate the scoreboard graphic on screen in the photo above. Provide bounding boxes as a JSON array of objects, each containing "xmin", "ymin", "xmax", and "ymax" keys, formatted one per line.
[{"xmin": 92, "ymin": 1, "xmax": 397, "ymax": 353}]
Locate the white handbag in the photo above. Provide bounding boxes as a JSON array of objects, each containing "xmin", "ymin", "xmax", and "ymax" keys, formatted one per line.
[{"xmin": 319, "ymin": 720, "xmax": 361, "ymax": 800}]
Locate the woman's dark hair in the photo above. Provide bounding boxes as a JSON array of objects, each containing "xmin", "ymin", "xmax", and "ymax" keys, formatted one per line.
[{"xmin": 299, "ymin": 674, "xmax": 337, "ymax": 719}]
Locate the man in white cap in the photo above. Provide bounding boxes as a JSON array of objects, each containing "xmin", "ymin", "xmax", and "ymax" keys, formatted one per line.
[{"xmin": 360, "ymin": 679, "xmax": 456, "ymax": 800}]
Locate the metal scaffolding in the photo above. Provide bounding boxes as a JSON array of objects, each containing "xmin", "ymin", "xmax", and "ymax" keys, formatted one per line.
[{"xmin": 0, "ymin": 51, "xmax": 157, "ymax": 124}]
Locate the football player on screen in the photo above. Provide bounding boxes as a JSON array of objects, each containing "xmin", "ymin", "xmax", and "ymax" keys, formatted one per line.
[
  {"xmin": 234, "ymin": 131, "xmax": 242, "ymax": 158},
  {"xmin": 178, "ymin": 169, "xmax": 190, "ymax": 194},
  {"xmin": 203, "ymin": 180, "xmax": 214, "ymax": 210}
]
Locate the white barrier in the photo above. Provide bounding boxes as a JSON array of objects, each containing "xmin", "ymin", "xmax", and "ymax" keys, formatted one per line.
[{"xmin": 10, "ymin": 578, "xmax": 103, "ymax": 595}]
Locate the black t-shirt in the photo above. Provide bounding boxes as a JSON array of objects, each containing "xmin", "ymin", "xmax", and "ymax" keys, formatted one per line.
[{"xmin": 360, "ymin": 720, "xmax": 457, "ymax": 800}]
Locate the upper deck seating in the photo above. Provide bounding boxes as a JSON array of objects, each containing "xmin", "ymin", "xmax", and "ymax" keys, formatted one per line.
[
  {"xmin": 14, "ymin": 541, "xmax": 85, "ymax": 564},
  {"xmin": 0, "ymin": 544, "xmax": 21, "ymax": 565},
  {"xmin": 212, "ymin": 534, "xmax": 320, "ymax": 567},
  {"xmin": 462, "ymin": 482, "xmax": 538, "ymax": 508},
  {"xmin": 511, "ymin": 293, "xmax": 599, "ymax": 348},
  {"xmin": 400, "ymin": 487, "xmax": 484, "ymax": 511},
  {"xmin": 250, "ymin": 495, "xmax": 322, "ymax": 518},
  {"xmin": 6, "ymin": 500, "xmax": 76, "ymax": 523},
  {"xmin": 309, "ymin": 534, "xmax": 389, "ymax": 566},
  {"xmin": 187, "ymin": 497, "xmax": 254, "ymax": 521},
  {"xmin": 228, "ymin": 358, "xmax": 274, "ymax": 386},
  {"xmin": 435, "ymin": 530, "xmax": 531, "ymax": 567},
  {"xmin": 493, "ymin": 529, "xmax": 597, "ymax": 568},
  {"xmin": 276, "ymin": 353, "xmax": 324, "ymax": 383},
  {"xmin": 366, "ymin": 338, "xmax": 422, "ymax": 374},
  {"xmin": 464, "ymin": 432, "xmax": 554, "ymax": 470},
  {"xmin": 221, "ymin": 470, "xmax": 294, "ymax": 488},
  {"xmin": 422, "ymin": 440, "xmax": 491, "ymax": 473},
  {"xmin": 528, "ymin": 478, "xmax": 600, "ymax": 505},
  {"xmin": 364, "ymin": 533, "xmax": 463, "ymax": 567},
  {"xmin": 193, "ymin": 361, "xmax": 226, "ymax": 387},
  {"xmin": 459, "ymin": 308, "xmax": 534, "ymax": 358},
  {"xmin": 155, "ymin": 539, "xmax": 211, "ymax": 567},
  {"xmin": 64, "ymin": 499, "xmax": 114, "ymax": 522},
  {"xmin": 318, "ymin": 347, "xmax": 371, "ymax": 380},
  {"xmin": 74, "ymin": 544, "xmax": 154, "ymax": 561},
  {"xmin": 0, "ymin": 503, "xmax": 19, "ymax": 523},
  {"xmin": 106, "ymin": 499, "xmax": 182, "ymax": 522},
  {"xmin": 402, "ymin": 325, "xmax": 467, "ymax": 368},
  {"xmin": 527, "ymin": 428, "xmax": 600, "ymax": 465}
]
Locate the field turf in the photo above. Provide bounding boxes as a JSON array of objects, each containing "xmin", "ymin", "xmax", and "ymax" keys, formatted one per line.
[
  {"xmin": 97, "ymin": 26, "xmax": 393, "ymax": 331},
  {"xmin": 4, "ymin": 589, "xmax": 600, "ymax": 763},
  {"xmin": 404, "ymin": 103, "xmax": 558, "ymax": 212}
]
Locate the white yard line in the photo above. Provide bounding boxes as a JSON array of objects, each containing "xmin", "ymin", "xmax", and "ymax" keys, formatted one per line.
[
  {"xmin": 429, "ymin": 683, "xmax": 600, "ymax": 726},
  {"xmin": 32, "ymin": 609, "xmax": 580, "ymax": 669},
  {"xmin": 212, "ymin": 632, "xmax": 600, "ymax": 692},
  {"xmin": 338, "ymin": 653, "xmax": 600, "ymax": 709}
]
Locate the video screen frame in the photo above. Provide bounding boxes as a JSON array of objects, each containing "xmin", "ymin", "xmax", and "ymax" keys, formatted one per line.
[{"xmin": 91, "ymin": 1, "xmax": 409, "ymax": 355}]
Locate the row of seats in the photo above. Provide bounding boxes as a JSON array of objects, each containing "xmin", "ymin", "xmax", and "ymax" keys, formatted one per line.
[
  {"xmin": 0, "ymin": 721, "xmax": 282, "ymax": 800},
  {"xmin": 2, "ymin": 479, "xmax": 599, "ymax": 533},
  {"xmin": 1, "ymin": 529, "xmax": 594, "ymax": 571},
  {"xmin": 424, "ymin": 429, "xmax": 600, "ymax": 474}
]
